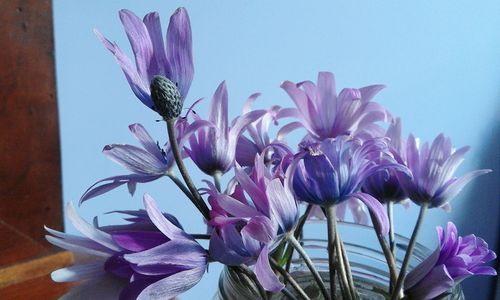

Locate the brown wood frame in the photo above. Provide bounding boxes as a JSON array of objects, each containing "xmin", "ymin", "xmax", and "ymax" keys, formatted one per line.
[{"xmin": 0, "ymin": 0, "xmax": 73, "ymax": 297}]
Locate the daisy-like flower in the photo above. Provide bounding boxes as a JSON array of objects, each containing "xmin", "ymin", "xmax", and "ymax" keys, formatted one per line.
[
  {"xmin": 280, "ymin": 71, "xmax": 390, "ymax": 141},
  {"xmin": 47, "ymin": 196, "xmax": 208, "ymax": 300},
  {"xmin": 362, "ymin": 118, "xmax": 409, "ymax": 203},
  {"xmin": 399, "ymin": 133, "xmax": 491, "ymax": 210},
  {"xmin": 206, "ymin": 155, "xmax": 299, "ymax": 292},
  {"xmin": 95, "ymin": 8, "xmax": 193, "ymax": 111},
  {"xmin": 186, "ymin": 81, "xmax": 266, "ymax": 175},
  {"xmin": 404, "ymin": 222, "xmax": 497, "ymax": 300},
  {"xmin": 80, "ymin": 119, "xmax": 208, "ymax": 204},
  {"xmin": 123, "ymin": 194, "xmax": 208, "ymax": 299},
  {"xmin": 291, "ymin": 136, "xmax": 408, "ymax": 235}
]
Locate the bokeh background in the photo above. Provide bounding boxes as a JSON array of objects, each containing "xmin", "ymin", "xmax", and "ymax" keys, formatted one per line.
[{"xmin": 53, "ymin": 1, "xmax": 499, "ymax": 298}]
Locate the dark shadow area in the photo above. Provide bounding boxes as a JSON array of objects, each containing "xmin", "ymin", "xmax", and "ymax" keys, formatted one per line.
[{"xmin": 457, "ymin": 104, "xmax": 500, "ymax": 300}]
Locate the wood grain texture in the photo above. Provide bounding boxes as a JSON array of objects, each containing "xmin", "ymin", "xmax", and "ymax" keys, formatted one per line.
[{"xmin": 0, "ymin": 0, "xmax": 62, "ymax": 252}]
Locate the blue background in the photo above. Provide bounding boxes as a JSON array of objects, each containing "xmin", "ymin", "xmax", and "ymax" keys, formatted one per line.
[{"xmin": 53, "ymin": 1, "xmax": 499, "ymax": 298}]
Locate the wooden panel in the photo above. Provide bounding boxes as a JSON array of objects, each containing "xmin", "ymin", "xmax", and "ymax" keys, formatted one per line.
[
  {"xmin": 0, "ymin": 251, "xmax": 76, "ymax": 299},
  {"xmin": 0, "ymin": 0, "xmax": 62, "ymax": 251}
]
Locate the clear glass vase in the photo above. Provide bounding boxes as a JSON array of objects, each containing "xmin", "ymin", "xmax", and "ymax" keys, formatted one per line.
[{"xmin": 214, "ymin": 221, "xmax": 464, "ymax": 300}]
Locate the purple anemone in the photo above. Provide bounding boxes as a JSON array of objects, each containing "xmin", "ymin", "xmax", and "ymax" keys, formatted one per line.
[
  {"xmin": 399, "ymin": 133, "xmax": 491, "ymax": 210},
  {"xmin": 290, "ymin": 136, "xmax": 408, "ymax": 235},
  {"xmin": 186, "ymin": 81, "xmax": 266, "ymax": 175},
  {"xmin": 80, "ymin": 119, "xmax": 209, "ymax": 204},
  {"xmin": 95, "ymin": 8, "xmax": 193, "ymax": 111},
  {"xmin": 404, "ymin": 222, "xmax": 497, "ymax": 300},
  {"xmin": 280, "ymin": 71, "xmax": 390, "ymax": 141},
  {"xmin": 122, "ymin": 194, "xmax": 208, "ymax": 300},
  {"xmin": 45, "ymin": 203, "xmax": 165, "ymax": 299},
  {"xmin": 362, "ymin": 118, "xmax": 409, "ymax": 203},
  {"xmin": 206, "ymin": 155, "xmax": 299, "ymax": 292}
]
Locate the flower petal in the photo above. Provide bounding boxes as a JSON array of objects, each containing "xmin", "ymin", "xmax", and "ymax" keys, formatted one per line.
[
  {"xmin": 351, "ymin": 192, "xmax": 389, "ymax": 235},
  {"xmin": 166, "ymin": 7, "xmax": 193, "ymax": 99},
  {"xmin": 254, "ymin": 247, "xmax": 285, "ymax": 292}
]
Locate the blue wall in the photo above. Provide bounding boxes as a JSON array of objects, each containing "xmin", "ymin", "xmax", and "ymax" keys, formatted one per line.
[{"xmin": 54, "ymin": 1, "xmax": 499, "ymax": 298}]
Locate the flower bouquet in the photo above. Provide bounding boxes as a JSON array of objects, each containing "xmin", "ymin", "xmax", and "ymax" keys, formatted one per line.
[{"xmin": 47, "ymin": 6, "xmax": 497, "ymax": 300}]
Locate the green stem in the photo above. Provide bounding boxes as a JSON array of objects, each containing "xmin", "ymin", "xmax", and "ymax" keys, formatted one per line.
[
  {"xmin": 387, "ymin": 202, "xmax": 395, "ymax": 256},
  {"xmin": 369, "ymin": 210, "xmax": 398, "ymax": 294},
  {"xmin": 213, "ymin": 171, "xmax": 222, "ymax": 192},
  {"xmin": 166, "ymin": 119, "xmax": 210, "ymax": 220},
  {"xmin": 337, "ymin": 232, "xmax": 357, "ymax": 299},
  {"xmin": 391, "ymin": 203, "xmax": 428, "ymax": 300},
  {"xmin": 288, "ymin": 235, "xmax": 330, "ymax": 300},
  {"xmin": 284, "ymin": 205, "xmax": 313, "ymax": 275},
  {"xmin": 270, "ymin": 257, "xmax": 311, "ymax": 300},
  {"xmin": 280, "ymin": 288, "xmax": 298, "ymax": 300},
  {"xmin": 325, "ymin": 204, "xmax": 338, "ymax": 299},
  {"xmin": 333, "ymin": 219, "xmax": 352, "ymax": 300}
]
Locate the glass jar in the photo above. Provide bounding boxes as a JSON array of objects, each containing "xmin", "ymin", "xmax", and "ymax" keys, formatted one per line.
[{"xmin": 214, "ymin": 221, "xmax": 464, "ymax": 300}]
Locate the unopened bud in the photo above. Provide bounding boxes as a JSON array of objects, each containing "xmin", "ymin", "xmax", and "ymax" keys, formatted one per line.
[{"xmin": 150, "ymin": 76, "xmax": 182, "ymax": 120}]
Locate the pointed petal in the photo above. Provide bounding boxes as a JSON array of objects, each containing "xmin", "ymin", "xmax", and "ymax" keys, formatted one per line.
[
  {"xmin": 94, "ymin": 29, "xmax": 152, "ymax": 108},
  {"xmin": 254, "ymin": 247, "xmax": 285, "ymax": 292},
  {"xmin": 143, "ymin": 12, "xmax": 170, "ymax": 80},
  {"xmin": 119, "ymin": 9, "xmax": 153, "ymax": 81},
  {"xmin": 351, "ymin": 192, "xmax": 389, "ymax": 235},
  {"xmin": 137, "ymin": 266, "xmax": 205, "ymax": 300},
  {"xmin": 405, "ymin": 264, "xmax": 454, "ymax": 300},
  {"xmin": 103, "ymin": 144, "xmax": 168, "ymax": 175},
  {"xmin": 129, "ymin": 123, "xmax": 166, "ymax": 163},
  {"xmin": 209, "ymin": 81, "xmax": 229, "ymax": 136},
  {"xmin": 166, "ymin": 7, "xmax": 193, "ymax": 99},
  {"xmin": 143, "ymin": 194, "xmax": 187, "ymax": 240},
  {"xmin": 67, "ymin": 203, "xmax": 122, "ymax": 252},
  {"xmin": 433, "ymin": 169, "xmax": 491, "ymax": 207},
  {"xmin": 266, "ymin": 178, "xmax": 298, "ymax": 232}
]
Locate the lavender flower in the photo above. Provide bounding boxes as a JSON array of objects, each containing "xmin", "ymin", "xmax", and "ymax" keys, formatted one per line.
[
  {"xmin": 399, "ymin": 133, "xmax": 491, "ymax": 209},
  {"xmin": 123, "ymin": 194, "xmax": 208, "ymax": 299},
  {"xmin": 362, "ymin": 118, "xmax": 409, "ymax": 203},
  {"xmin": 207, "ymin": 156, "xmax": 299, "ymax": 292},
  {"xmin": 186, "ymin": 81, "xmax": 265, "ymax": 175},
  {"xmin": 280, "ymin": 71, "xmax": 390, "ymax": 140},
  {"xmin": 45, "ymin": 204, "xmax": 164, "ymax": 299},
  {"xmin": 291, "ymin": 136, "xmax": 407, "ymax": 234},
  {"xmin": 95, "ymin": 8, "xmax": 193, "ymax": 111},
  {"xmin": 404, "ymin": 222, "xmax": 497, "ymax": 300},
  {"xmin": 80, "ymin": 119, "xmax": 209, "ymax": 204}
]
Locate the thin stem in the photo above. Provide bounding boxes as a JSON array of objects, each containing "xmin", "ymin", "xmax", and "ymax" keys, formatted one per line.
[
  {"xmin": 190, "ymin": 234, "xmax": 211, "ymax": 240},
  {"xmin": 213, "ymin": 171, "xmax": 222, "ymax": 192},
  {"xmin": 166, "ymin": 119, "xmax": 210, "ymax": 220},
  {"xmin": 167, "ymin": 173, "xmax": 194, "ymax": 201},
  {"xmin": 285, "ymin": 205, "xmax": 313, "ymax": 275},
  {"xmin": 234, "ymin": 265, "xmax": 268, "ymax": 300},
  {"xmin": 270, "ymin": 257, "xmax": 311, "ymax": 300},
  {"xmin": 387, "ymin": 202, "xmax": 395, "ymax": 257},
  {"xmin": 280, "ymin": 288, "xmax": 298, "ymax": 300},
  {"xmin": 334, "ymin": 221, "xmax": 353, "ymax": 300},
  {"xmin": 325, "ymin": 204, "xmax": 338, "ymax": 299},
  {"xmin": 391, "ymin": 203, "xmax": 428, "ymax": 300},
  {"xmin": 288, "ymin": 235, "xmax": 330, "ymax": 300},
  {"xmin": 369, "ymin": 211, "xmax": 398, "ymax": 294},
  {"xmin": 337, "ymin": 233, "xmax": 357, "ymax": 299}
]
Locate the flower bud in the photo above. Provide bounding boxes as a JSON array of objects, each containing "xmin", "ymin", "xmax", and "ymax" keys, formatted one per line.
[{"xmin": 150, "ymin": 75, "xmax": 182, "ymax": 120}]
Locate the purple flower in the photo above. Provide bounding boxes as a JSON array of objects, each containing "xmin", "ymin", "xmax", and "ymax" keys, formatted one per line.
[
  {"xmin": 95, "ymin": 8, "xmax": 193, "ymax": 111},
  {"xmin": 399, "ymin": 133, "xmax": 491, "ymax": 209},
  {"xmin": 80, "ymin": 119, "xmax": 209, "ymax": 204},
  {"xmin": 290, "ymin": 136, "xmax": 407, "ymax": 235},
  {"xmin": 186, "ymin": 81, "xmax": 266, "ymax": 175},
  {"xmin": 404, "ymin": 222, "xmax": 497, "ymax": 300},
  {"xmin": 45, "ymin": 204, "xmax": 162, "ymax": 299},
  {"xmin": 280, "ymin": 72, "xmax": 390, "ymax": 140},
  {"xmin": 362, "ymin": 118, "xmax": 409, "ymax": 203},
  {"xmin": 206, "ymin": 156, "xmax": 299, "ymax": 292},
  {"xmin": 235, "ymin": 94, "xmax": 293, "ymax": 167},
  {"xmin": 122, "ymin": 194, "xmax": 208, "ymax": 299}
]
